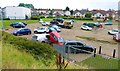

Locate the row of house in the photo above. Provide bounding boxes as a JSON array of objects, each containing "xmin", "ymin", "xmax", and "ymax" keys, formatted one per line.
[
  {"xmin": 31, "ymin": 8, "xmax": 119, "ymax": 20},
  {"xmin": 0, "ymin": 6, "xmax": 119, "ymax": 20}
]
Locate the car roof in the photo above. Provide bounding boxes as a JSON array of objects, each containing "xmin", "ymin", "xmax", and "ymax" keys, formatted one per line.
[
  {"xmin": 65, "ymin": 40, "xmax": 84, "ymax": 43},
  {"xmin": 50, "ymin": 32, "xmax": 61, "ymax": 38},
  {"xmin": 18, "ymin": 28, "xmax": 30, "ymax": 30},
  {"xmin": 33, "ymin": 34, "xmax": 49, "ymax": 36}
]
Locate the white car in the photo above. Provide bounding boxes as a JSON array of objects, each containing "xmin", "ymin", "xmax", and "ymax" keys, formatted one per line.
[
  {"xmin": 32, "ymin": 34, "xmax": 49, "ymax": 43},
  {"xmin": 51, "ymin": 25, "xmax": 61, "ymax": 32},
  {"xmin": 81, "ymin": 25, "xmax": 92, "ymax": 31},
  {"xmin": 108, "ymin": 29, "xmax": 120, "ymax": 35},
  {"xmin": 34, "ymin": 27, "xmax": 47, "ymax": 33},
  {"xmin": 41, "ymin": 22, "xmax": 50, "ymax": 26}
]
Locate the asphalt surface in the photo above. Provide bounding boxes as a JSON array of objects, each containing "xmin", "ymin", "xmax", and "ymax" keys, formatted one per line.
[{"xmin": 5, "ymin": 21, "xmax": 119, "ymax": 61}]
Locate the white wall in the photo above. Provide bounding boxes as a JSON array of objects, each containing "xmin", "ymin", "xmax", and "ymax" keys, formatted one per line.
[{"xmin": 3, "ymin": 6, "xmax": 31, "ymax": 19}]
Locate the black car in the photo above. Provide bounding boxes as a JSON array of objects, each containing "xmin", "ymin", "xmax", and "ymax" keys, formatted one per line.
[{"xmin": 64, "ymin": 40, "xmax": 95, "ymax": 53}]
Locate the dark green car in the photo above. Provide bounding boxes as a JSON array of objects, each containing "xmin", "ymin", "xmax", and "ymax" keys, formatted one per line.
[{"xmin": 83, "ymin": 23, "xmax": 99, "ymax": 28}]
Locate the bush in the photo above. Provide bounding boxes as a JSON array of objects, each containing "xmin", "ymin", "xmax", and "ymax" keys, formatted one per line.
[
  {"xmin": 31, "ymin": 16, "xmax": 40, "ymax": 20},
  {"xmin": 2, "ymin": 31, "xmax": 57, "ymax": 64},
  {"xmin": 3, "ymin": 18, "xmax": 10, "ymax": 20}
]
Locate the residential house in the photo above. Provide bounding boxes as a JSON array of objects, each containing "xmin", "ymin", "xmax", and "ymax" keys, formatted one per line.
[
  {"xmin": 79, "ymin": 9, "xmax": 90, "ymax": 18},
  {"xmin": 2, "ymin": 6, "xmax": 31, "ymax": 19},
  {"xmin": 73, "ymin": 9, "xmax": 90, "ymax": 18},
  {"xmin": 39, "ymin": 9, "xmax": 48, "ymax": 15},
  {"xmin": 31, "ymin": 8, "xmax": 39, "ymax": 15},
  {"xmin": 52, "ymin": 9, "xmax": 64, "ymax": 16},
  {"xmin": 91, "ymin": 10, "xmax": 107, "ymax": 20},
  {"xmin": 106, "ymin": 9, "xmax": 116, "ymax": 20},
  {"xmin": 64, "ymin": 10, "xmax": 71, "ymax": 16}
]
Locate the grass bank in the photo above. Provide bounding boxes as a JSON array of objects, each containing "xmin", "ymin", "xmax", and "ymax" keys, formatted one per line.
[
  {"xmin": 76, "ymin": 36, "xmax": 118, "ymax": 44},
  {"xmin": 2, "ymin": 43, "xmax": 57, "ymax": 69},
  {"xmin": 77, "ymin": 55, "xmax": 119, "ymax": 69}
]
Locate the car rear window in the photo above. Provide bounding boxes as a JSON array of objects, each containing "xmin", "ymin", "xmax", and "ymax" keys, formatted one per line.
[{"xmin": 32, "ymin": 35, "xmax": 38, "ymax": 40}]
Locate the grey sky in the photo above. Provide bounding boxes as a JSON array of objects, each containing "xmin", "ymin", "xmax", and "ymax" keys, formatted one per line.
[{"xmin": 0, "ymin": 0, "xmax": 119, "ymax": 10}]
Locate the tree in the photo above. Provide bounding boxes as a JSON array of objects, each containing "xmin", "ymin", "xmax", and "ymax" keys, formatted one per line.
[
  {"xmin": 85, "ymin": 12, "xmax": 92, "ymax": 18},
  {"xmin": 70, "ymin": 10, "xmax": 73, "ymax": 15},
  {"xmin": 18, "ymin": 3, "xmax": 34, "ymax": 9},
  {"xmin": 65, "ymin": 6, "xmax": 70, "ymax": 11}
]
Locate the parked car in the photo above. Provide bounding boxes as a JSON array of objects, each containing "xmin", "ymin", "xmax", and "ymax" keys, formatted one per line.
[
  {"xmin": 113, "ymin": 33, "xmax": 120, "ymax": 42},
  {"xmin": 53, "ymin": 18, "xmax": 64, "ymax": 23},
  {"xmin": 34, "ymin": 27, "xmax": 47, "ymax": 33},
  {"xmin": 50, "ymin": 25, "xmax": 61, "ymax": 32},
  {"xmin": 41, "ymin": 22, "xmax": 50, "ymax": 26},
  {"xmin": 10, "ymin": 22, "xmax": 26, "ymax": 28},
  {"xmin": 47, "ymin": 32, "xmax": 64, "ymax": 45},
  {"xmin": 81, "ymin": 25, "xmax": 92, "ymax": 31},
  {"xmin": 63, "ymin": 21, "xmax": 73, "ymax": 29},
  {"xmin": 108, "ymin": 29, "xmax": 120, "ymax": 35},
  {"xmin": 64, "ymin": 40, "xmax": 95, "ymax": 53},
  {"xmin": 32, "ymin": 32, "xmax": 64, "ymax": 45},
  {"xmin": 46, "ymin": 27, "xmax": 58, "ymax": 33},
  {"xmin": 11, "ymin": 28, "xmax": 31, "ymax": 36},
  {"xmin": 32, "ymin": 34, "xmax": 49, "ymax": 43},
  {"xmin": 22, "ymin": 22, "xmax": 27, "ymax": 26},
  {"xmin": 83, "ymin": 22, "xmax": 99, "ymax": 28}
]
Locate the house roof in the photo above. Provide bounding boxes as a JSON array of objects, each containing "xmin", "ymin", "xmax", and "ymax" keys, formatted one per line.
[
  {"xmin": 52, "ymin": 9, "xmax": 63, "ymax": 11},
  {"xmin": 92, "ymin": 10, "xmax": 107, "ymax": 15}
]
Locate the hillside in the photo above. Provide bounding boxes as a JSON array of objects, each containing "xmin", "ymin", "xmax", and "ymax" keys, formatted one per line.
[{"xmin": 1, "ymin": 31, "xmax": 57, "ymax": 69}]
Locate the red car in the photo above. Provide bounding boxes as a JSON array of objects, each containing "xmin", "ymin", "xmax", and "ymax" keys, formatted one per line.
[
  {"xmin": 113, "ymin": 33, "xmax": 120, "ymax": 42},
  {"xmin": 47, "ymin": 32, "xmax": 64, "ymax": 45}
]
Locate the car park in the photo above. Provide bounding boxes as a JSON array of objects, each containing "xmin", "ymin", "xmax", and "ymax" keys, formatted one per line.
[
  {"xmin": 10, "ymin": 22, "xmax": 26, "ymax": 28},
  {"xmin": 34, "ymin": 27, "xmax": 47, "ymax": 33},
  {"xmin": 108, "ymin": 29, "xmax": 120, "ymax": 35},
  {"xmin": 11, "ymin": 28, "xmax": 31, "ymax": 36},
  {"xmin": 64, "ymin": 40, "xmax": 95, "ymax": 53},
  {"xmin": 81, "ymin": 25, "xmax": 92, "ymax": 31},
  {"xmin": 113, "ymin": 33, "xmax": 120, "ymax": 42}
]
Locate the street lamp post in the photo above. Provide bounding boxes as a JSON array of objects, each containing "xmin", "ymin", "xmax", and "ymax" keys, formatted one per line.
[{"xmin": 0, "ymin": 8, "xmax": 4, "ymax": 29}]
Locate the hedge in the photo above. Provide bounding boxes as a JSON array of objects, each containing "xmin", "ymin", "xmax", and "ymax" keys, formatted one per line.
[{"xmin": 2, "ymin": 31, "xmax": 57, "ymax": 65}]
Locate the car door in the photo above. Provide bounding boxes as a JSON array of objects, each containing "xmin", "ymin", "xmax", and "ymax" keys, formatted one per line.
[
  {"xmin": 50, "ymin": 33, "xmax": 58, "ymax": 44},
  {"xmin": 20, "ymin": 29, "xmax": 26, "ymax": 35},
  {"xmin": 76, "ymin": 42, "xmax": 84, "ymax": 49}
]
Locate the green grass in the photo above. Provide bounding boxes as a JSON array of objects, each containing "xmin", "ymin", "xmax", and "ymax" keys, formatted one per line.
[
  {"xmin": 77, "ymin": 55, "xmax": 119, "ymax": 69},
  {"xmin": 0, "ymin": 20, "xmax": 39, "ymax": 28},
  {"xmin": 76, "ymin": 36, "xmax": 118, "ymax": 44},
  {"xmin": 2, "ymin": 43, "xmax": 56, "ymax": 69}
]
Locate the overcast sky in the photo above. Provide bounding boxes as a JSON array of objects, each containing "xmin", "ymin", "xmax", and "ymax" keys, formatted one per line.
[{"xmin": 0, "ymin": 0, "xmax": 119, "ymax": 10}]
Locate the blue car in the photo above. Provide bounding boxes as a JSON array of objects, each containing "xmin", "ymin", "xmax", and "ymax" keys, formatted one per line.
[
  {"xmin": 11, "ymin": 28, "xmax": 31, "ymax": 36},
  {"xmin": 10, "ymin": 22, "xmax": 26, "ymax": 28}
]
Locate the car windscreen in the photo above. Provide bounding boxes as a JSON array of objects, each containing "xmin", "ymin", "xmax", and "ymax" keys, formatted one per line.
[
  {"xmin": 38, "ymin": 28, "xmax": 45, "ymax": 30},
  {"xmin": 58, "ymin": 37, "xmax": 64, "ymax": 42},
  {"xmin": 113, "ymin": 30, "xmax": 118, "ymax": 32}
]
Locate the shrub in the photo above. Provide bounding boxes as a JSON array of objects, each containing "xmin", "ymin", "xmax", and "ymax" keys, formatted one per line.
[
  {"xmin": 3, "ymin": 18, "xmax": 10, "ymax": 20},
  {"xmin": 2, "ymin": 31, "xmax": 57, "ymax": 65}
]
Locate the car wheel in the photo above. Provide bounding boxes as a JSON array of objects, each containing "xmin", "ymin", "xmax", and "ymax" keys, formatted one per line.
[
  {"xmin": 34, "ymin": 31, "xmax": 37, "ymax": 34},
  {"xmin": 17, "ymin": 34, "xmax": 20, "ymax": 36},
  {"xmin": 28, "ymin": 32, "xmax": 31, "ymax": 35},
  {"xmin": 108, "ymin": 32, "xmax": 111, "ymax": 35}
]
